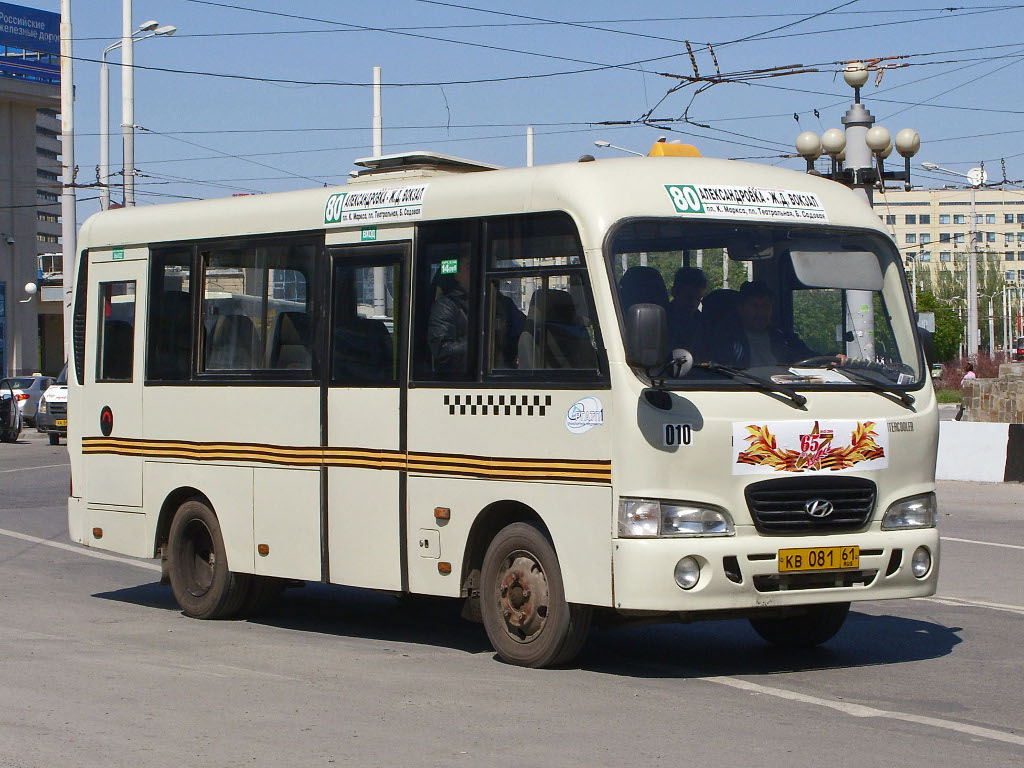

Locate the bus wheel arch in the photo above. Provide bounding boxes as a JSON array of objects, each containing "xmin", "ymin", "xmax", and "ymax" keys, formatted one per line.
[
  {"xmin": 154, "ymin": 487, "xmax": 212, "ymax": 561},
  {"xmin": 460, "ymin": 500, "xmax": 552, "ymax": 604}
]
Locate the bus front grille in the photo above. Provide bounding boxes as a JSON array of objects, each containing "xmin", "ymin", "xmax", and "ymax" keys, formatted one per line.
[{"xmin": 744, "ymin": 476, "xmax": 876, "ymax": 534}]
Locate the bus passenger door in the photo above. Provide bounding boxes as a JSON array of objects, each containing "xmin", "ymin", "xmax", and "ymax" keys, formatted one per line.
[
  {"xmin": 83, "ymin": 250, "xmax": 146, "ymax": 509},
  {"xmin": 325, "ymin": 244, "xmax": 408, "ymax": 590}
]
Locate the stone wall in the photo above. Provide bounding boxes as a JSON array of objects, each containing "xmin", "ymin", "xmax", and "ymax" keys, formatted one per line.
[{"xmin": 962, "ymin": 363, "xmax": 1024, "ymax": 423}]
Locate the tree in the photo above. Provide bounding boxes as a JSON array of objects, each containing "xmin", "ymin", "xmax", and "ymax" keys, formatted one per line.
[{"xmin": 915, "ymin": 290, "xmax": 962, "ymax": 362}]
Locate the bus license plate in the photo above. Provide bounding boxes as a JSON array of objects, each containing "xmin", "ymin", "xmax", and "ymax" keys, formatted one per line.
[
  {"xmin": 778, "ymin": 546, "xmax": 859, "ymax": 572},
  {"xmin": 55, "ymin": 419, "xmax": 67, "ymax": 427}
]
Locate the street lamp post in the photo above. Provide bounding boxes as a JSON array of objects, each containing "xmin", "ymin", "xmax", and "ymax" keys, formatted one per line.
[
  {"xmin": 102, "ymin": 17, "xmax": 175, "ymax": 209},
  {"xmin": 793, "ymin": 62, "xmax": 920, "ymax": 362},
  {"xmin": 920, "ymin": 161, "xmax": 986, "ymax": 358},
  {"xmin": 593, "ymin": 140, "xmax": 644, "ymax": 156}
]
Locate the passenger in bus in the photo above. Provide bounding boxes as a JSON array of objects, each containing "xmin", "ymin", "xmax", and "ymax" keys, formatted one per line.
[
  {"xmin": 427, "ymin": 257, "xmax": 471, "ymax": 375},
  {"xmin": 667, "ymin": 266, "xmax": 707, "ymax": 354},
  {"xmin": 518, "ymin": 288, "xmax": 595, "ymax": 370},
  {"xmin": 736, "ymin": 280, "xmax": 815, "ymax": 367},
  {"xmin": 712, "ymin": 281, "xmax": 814, "ymax": 368}
]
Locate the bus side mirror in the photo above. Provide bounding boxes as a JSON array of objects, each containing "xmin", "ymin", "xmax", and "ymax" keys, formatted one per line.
[
  {"xmin": 625, "ymin": 303, "xmax": 669, "ymax": 370},
  {"xmin": 916, "ymin": 326, "xmax": 935, "ymax": 365}
]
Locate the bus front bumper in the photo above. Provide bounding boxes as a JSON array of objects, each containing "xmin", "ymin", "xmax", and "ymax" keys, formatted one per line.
[{"xmin": 611, "ymin": 527, "xmax": 938, "ymax": 613}]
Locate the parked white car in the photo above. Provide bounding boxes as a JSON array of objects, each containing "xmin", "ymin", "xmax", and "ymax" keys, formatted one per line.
[{"xmin": 36, "ymin": 365, "xmax": 68, "ymax": 445}]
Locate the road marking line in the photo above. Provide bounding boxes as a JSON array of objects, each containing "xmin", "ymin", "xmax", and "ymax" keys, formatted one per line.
[
  {"xmin": 0, "ymin": 527, "xmax": 160, "ymax": 572},
  {"xmin": 705, "ymin": 676, "xmax": 1024, "ymax": 747},
  {"xmin": 0, "ymin": 463, "xmax": 69, "ymax": 474},
  {"xmin": 921, "ymin": 595, "xmax": 1024, "ymax": 616},
  {"xmin": 941, "ymin": 536, "xmax": 1024, "ymax": 551}
]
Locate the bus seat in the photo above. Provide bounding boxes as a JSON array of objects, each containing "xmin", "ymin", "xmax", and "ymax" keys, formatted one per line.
[
  {"xmin": 206, "ymin": 314, "xmax": 257, "ymax": 370},
  {"xmin": 101, "ymin": 320, "xmax": 135, "ymax": 379},
  {"xmin": 619, "ymin": 266, "xmax": 669, "ymax": 313},
  {"xmin": 270, "ymin": 311, "xmax": 312, "ymax": 370},
  {"xmin": 519, "ymin": 288, "xmax": 596, "ymax": 370}
]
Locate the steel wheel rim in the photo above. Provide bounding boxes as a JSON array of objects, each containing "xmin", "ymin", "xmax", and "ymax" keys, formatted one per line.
[{"xmin": 495, "ymin": 549, "xmax": 551, "ymax": 644}]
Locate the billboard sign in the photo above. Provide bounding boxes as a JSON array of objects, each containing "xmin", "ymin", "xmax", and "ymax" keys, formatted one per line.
[{"xmin": 0, "ymin": 2, "xmax": 60, "ymax": 85}]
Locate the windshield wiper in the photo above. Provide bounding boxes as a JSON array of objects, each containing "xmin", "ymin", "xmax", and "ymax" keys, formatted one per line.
[
  {"xmin": 696, "ymin": 363, "xmax": 807, "ymax": 409},
  {"xmin": 831, "ymin": 364, "xmax": 916, "ymax": 409}
]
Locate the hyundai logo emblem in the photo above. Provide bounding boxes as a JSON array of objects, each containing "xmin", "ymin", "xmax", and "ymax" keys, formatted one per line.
[{"xmin": 804, "ymin": 498, "xmax": 834, "ymax": 518}]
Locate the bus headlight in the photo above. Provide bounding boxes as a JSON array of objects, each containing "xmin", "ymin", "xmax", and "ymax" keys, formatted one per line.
[
  {"xmin": 618, "ymin": 499, "xmax": 734, "ymax": 538},
  {"xmin": 881, "ymin": 493, "xmax": 937, "ymax": 530}
]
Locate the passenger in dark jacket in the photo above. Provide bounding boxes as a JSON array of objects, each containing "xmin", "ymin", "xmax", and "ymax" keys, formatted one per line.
[
  {"xmin": 713, "ymin": 280, "xmax": 815, "ymax": 367},
  {"xmin": 427, "ymin": 264, "xmax": 470, "ymax": 376},
  {"xmin": 667, "ymin": 266, "xmax": 707, "ymax": 354}
]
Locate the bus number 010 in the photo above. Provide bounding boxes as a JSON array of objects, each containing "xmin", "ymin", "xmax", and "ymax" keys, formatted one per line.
[{"xmin": 663, "ymin": 424, "xmax": 692, "ymax": 447}]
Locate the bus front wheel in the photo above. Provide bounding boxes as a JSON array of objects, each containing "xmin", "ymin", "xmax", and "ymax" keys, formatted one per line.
[
  {"xmin": 749, "ymin": 602, "xmax": 850, "ymax": 649},
  {"xmin": 167, "ymin": 499, "xmax": 250, "ymax": 619},
  {"xmin": 480, "ymin": 522, "xmax": 592, "ymax": 668}
]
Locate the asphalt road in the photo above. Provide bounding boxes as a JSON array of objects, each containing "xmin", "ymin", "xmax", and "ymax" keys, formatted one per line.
[{"xmin": 1, "ymin": 430, "xmax": 1022, "ymax": 768}]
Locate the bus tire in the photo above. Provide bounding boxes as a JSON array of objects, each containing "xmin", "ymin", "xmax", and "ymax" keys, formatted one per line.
[
  {"xmin": 167, "ymin": 499, "xmax": 250, "ymax": 619},
  {"xmin": 749, "ymin": 602, "xmax": 850, "ymax": 649},
  {"xmin": 480, "ymin": 522, "xmax": 591, "ymax": 668}
]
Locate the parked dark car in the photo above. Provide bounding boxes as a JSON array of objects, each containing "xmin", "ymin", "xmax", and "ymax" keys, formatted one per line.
[{"xmin": 1, "ymin": 379, "xmax": 23, "ymax": 443}]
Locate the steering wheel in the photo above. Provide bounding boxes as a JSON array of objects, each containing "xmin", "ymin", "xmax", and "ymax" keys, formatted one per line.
[{"xmin": 791, "ymin": 355, "xmax": 843, "ymax": 368}]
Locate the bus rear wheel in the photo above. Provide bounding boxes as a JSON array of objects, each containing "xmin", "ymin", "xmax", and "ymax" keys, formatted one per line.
[
  {"xmin": 167, "ymin": 499, "xmax": 250, "ymax": 619},
  {"xmin": 749, "ymin": 602, "xmax": 850, "ymax": 649},
  {"xmin": 480, "ymin": 522, "xmax": 591, "ymax": 668}
]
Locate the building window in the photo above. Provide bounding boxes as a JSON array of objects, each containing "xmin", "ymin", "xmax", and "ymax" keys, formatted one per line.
[
  {"xmin": 939, "ymin": 232, "xmax": 950, "ymax": 243},
  {"xmin": 36, "ymin": 233, "xmax": 58, "ymax": 244},
  {"xmin": 36, "ymin": 169, "xmax": 58, "ymax": 181},
  {"xmin": 1019, "ymin": 250, "xmax": 1024, "ymax": 260},
  {"xmin": 36, "ymin": 147, "xmax": 59, "ymax": 160},
  {"xmin": 1006, "ymin": 214, "xmax": 1015, "ymax": 224},
  {"xmin": 905, "ymin": 214, "xmax": 917, "ymax": 225},
  {"xmin": 919, "ymin": 251, "xmax": 931, "ymax": 262},
  {"xmin": 37, "ymin": 211, "xmax": 58, "ymax": 224},
  {"xmin": 1018, "ymin": 214, "xmax": 1024, "ymax": 224},
  {"xmin": 986, "ymin": 214, "xmax": 996, "ymax": 225},
  {"xmin": 37, "ymin": 108, "xmax": 58, "ymax": 119},
  {"xmin": 975, "ymin": 214, "xmax": 983, "ymax": 225},
  {"xmin": 987, "ymin": 232, "xmax": 996, "ymax": 243},
  {"xmin": 905, "ymin": 233, "xmax": 916, "ymax": 244},
  {"xmin": 919, "ymin": 214, "xmax": 930, "ymax": 225},
  {"xmin": 954, "ymin": 233, "xmax": 965, "ymax": 244},
  {"xmin": 1007, "ymin": 252, "xmax": 1016, "ymax": 261},
  {"xmin": 953, "ymin": 214, "xmax": 965, "ymax": 225},
  {"xmin": 1007, "ymin": 271, "xmax": 1016, "ymax": 281},
  {"xmin": 940, "ymin": 214, "xmax": 950, "ymax": 225},
  {"xmin": 1019, "ymin": 269, "xmax": 1024, "ymax": 281},
  {"xmin": 920, "ymin": 233, "xmax": 931, "ymax": 244},
  {"xmin": 885, "ymin": 215, "xmax": 896, "ymax": 225},
  {"xmin": 1017, "ymin": 233, "xmax": 1024, "ymax": 243},
  {"xmin": 1007, "ymin": 233, "xmax": 1016, "ymax": 245},
  {"xmin": 940, "ymin": 252, "xmax": 952, "ymax": 262},
  {"xmin": 36, "ymin": 190, "xmax": 57, "ymax": 203}
]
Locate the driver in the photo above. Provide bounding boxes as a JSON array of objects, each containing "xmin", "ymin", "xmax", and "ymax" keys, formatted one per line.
[{"xmin": 731, "ymin": 280, "xmax": 815, "ymax": 367}]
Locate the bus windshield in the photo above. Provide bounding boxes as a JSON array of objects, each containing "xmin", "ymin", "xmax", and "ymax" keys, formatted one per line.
[{"xmin": 609, "ymin": 220, "xmax": 922, "ymax": 387}]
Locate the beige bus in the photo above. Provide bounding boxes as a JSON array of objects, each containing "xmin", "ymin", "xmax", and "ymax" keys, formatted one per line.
[{"xmin": 67, "ymin": 146, "xmax": 938, "ymax": 667}]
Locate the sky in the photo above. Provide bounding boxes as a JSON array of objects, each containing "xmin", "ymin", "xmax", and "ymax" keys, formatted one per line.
[{"xmin": 20, "ymin": 1, "xmax": 1024, "ymax": 223}]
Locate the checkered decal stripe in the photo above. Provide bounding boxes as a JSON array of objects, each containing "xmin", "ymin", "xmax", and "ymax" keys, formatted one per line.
[{"xmin": 444, "ymin": 394, "xmax": 552, "ymax": 416}]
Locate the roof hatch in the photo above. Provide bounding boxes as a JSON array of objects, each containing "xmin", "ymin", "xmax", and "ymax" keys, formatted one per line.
[{"xmin": 349, "ymin": 150, "xmax": 502, "ymax": 183}]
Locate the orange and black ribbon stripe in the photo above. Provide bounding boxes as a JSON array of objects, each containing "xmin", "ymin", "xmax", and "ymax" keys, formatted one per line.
[{"xmin": 81, "ymin": 436, "xmax": 611, "ymax": 485}]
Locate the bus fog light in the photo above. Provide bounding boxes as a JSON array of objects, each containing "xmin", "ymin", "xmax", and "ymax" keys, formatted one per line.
[
  {"xmin": 911, "ymin": 546, "xmax": 931, "ymax": 578},
  {"xmin": 674, "ymin": 556, "xmax": 700, "ymax": 590}
]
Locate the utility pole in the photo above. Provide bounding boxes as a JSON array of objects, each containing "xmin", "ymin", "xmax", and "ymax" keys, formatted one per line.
[
  {"xmin": 526, "ymin": 126, "xmax": 534, "ymax": 167},
  {"xmin": 968, "ymin": 181, "xmax": 978, "ymax": 356},
  {"xmin": 121, "ymin": 0, "xmax": 136, "ymax": 206},
  {"xmin": 60, "ymin": 0, "xmax": 76, "ymax": 361},
  {"xmin": 372, "ymin": 66, "xmax": 382, "ymax": 157}
]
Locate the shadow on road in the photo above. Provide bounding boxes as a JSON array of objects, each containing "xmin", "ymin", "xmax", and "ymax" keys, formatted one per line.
[{"xmin": 96, "ymin": 581, "xmax": 962, "ymax": 675}]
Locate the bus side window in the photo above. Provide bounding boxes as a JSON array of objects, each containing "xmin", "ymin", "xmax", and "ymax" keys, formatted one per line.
[
  {"xmin": 199, "ymin": 241, "xmax": 316, "ymax": 375},
  {"xmin": 147, "ymin": 248, "xmax": 193, "ymax": 381},
  {"xmin": 331, "ymin": 261, "xmax": 400, "ymax": 385},
  {"xmin": 485, "ymin": 213, "xmax": 601, "ymax": 377},
  {"xmin": 412, "ymin": 220, "xmax": 481, "ymax": 382},
  {"xmin": 96, "ymin": 281, "xmax": 136, "ymax": 382}
]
